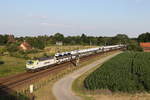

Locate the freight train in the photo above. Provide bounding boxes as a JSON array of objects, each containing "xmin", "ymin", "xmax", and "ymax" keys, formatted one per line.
[{"xmin": 26, "ymin": 45, "xmax": 125, "ymax": 72}]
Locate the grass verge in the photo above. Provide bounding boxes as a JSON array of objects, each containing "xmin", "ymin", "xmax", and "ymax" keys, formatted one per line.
[{"xmin": 0, "ymin": 56, "xmax": 26, "ymax": 77}]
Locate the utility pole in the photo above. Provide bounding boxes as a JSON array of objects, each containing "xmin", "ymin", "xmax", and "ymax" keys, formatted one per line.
[
  {"xmin": 90, "ymin": 40, "xmax": 92, "ymax": 46},
  {"xmin": 75, "ymin": 49, "xmax": 80, "ymax": 66},
  {"xmin": 75, "ymin": 55, "xmax": 80, "ymax": 66}
]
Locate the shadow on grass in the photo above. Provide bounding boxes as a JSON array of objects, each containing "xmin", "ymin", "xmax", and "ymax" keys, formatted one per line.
[
  {"xmin": 0, "ymin": 61, "xmax": 4, "ymax": 65},
  {"xmin": 0, "ymin": 83, "xmax": 30, "ymax": 100}
]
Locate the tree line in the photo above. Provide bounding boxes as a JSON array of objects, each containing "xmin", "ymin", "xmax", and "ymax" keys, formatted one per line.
[
  {"xmin": 0, "ymin": 32, "xmax": 150, "ymax": 51},
  {"xmin": 0, "ymin": 33, "xmax": 130, "ymax": 47}
]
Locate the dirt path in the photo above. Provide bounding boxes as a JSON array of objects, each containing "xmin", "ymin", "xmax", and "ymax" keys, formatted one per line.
[{"xmin": 52, "ymin": 52, "xmax": 121, "ymax": 100}]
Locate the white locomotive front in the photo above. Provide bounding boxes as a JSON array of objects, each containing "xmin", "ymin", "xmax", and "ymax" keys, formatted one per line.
[{"xmin": 26, "ymin": 57, "xmax": 56, "ymax": 71}]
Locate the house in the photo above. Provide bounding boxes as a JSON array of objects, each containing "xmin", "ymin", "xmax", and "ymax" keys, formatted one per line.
[
  {"xmin": 56, "ymin": 41, "xmax": 63, "ymax": 46},
  {"xmin": 19, "ymin": 41, "xmax": 32, "ymax": 51},
  {"xmin": 140, "ymin": 42, "xmax": 150, "ymax": 52}
]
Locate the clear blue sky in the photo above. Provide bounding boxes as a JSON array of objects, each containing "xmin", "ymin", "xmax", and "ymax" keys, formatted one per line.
[{"xmin": 0, "ymin": 0, "xmax": 150, "ymax": 37}]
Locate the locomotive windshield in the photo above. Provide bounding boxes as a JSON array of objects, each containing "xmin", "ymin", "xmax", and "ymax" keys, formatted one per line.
[{"xmin": 27, "ymin": 60, "xmax": 34, "ymax": 65}]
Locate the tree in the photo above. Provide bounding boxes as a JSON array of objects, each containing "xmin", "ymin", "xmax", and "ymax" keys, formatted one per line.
[
  {"xmin": 87, "ymin": 36, "xmax": 98, "ymax": 45},
  {"xmin": 36, "ymin": 39, "xmax": 45, "ymax": 49},
  {"xmin": 97, "ymin": 36, "xmax": 104, "ymax": 45},
  {"xmin": 6, "ymin": 43, "xmax": 19, "ymax": 52},
  {"xmin": 0, "ymin": 34, "xmax": 9, "ymax": 45},
  {"xmin": 109, "ymin": 34, "xmax": 129, "ymax": 45},
  {"xmin": 53, "ymin": 33, "xmax": 64, "ymax": 42},
  {"xmin": 63, "ymin": 36, "xmax": 76, "ymax": 45},
  {"xmin": 102, "ymin": 37, "xmax": 112, "ymax": 46},
  {"xmin": 138, "ymin": 32, "xmax": 150, "ymax": 42},
  {"xmin": 26, "ymin": 37, "xmax": 45, "ymax": 49},
  {"xmin": 127, "ymin": 40, "xmax": 143, "ymax": 51},
  {"xmin": 81, "ymin": 34, "xmax": 89, "ymax": 45}
]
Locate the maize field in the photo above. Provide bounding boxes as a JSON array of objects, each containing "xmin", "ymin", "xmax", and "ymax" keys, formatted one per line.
[{"xmin": 84, "ymin": 52, "xmax": 150, "ymax": 93}]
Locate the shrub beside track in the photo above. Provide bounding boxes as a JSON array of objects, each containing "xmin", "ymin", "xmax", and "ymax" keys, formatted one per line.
[{"xmin": 84, "ymin": 52, "xmax": 150, "ymax": 93}]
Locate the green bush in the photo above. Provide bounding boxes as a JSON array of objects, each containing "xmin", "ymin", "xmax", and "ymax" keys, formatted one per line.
[
  {"xmin": 9, "ymin": 52, "xmax": 29, "ymax": 59},
  {"xmin": 6, "ymin": 43, "xmax": 19, "ymax": 52},
  {"xmin": 0, "ymin": 47, "xmax": 7, "ymax": 55},
  {"xmin": 43, "ymin": 53, "xmax": 49, "ymax": 57},
  {"xmin": 84, "ymin": 52, "xmax": 150, "ymax": 93},
  {"xmin": 127, "ymin": 40, "xmax": 143, "ymax": 52},
  {"xmin": 0, "ymin": 61, "xmax": 4, "ymax": 65},
  {"xmin": 0, "ymin": 92, "xmax": 29, "ymax": 100}
]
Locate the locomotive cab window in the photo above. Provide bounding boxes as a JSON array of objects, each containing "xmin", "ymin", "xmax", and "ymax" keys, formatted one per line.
[{"xmin": 27, "ymin": 61, "xmax": 34, "ymax": 65}]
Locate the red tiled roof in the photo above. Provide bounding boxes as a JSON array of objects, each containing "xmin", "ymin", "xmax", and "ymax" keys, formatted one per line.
[
  {"xmin": 22, "ymin": 42, "xmax": 31, "ymax": 47},
  {"xmin": 140, "ymin": 42, "xmax": 150, "ymax": 48},
  {"xmin": 20, "ymin": 41, "xmax": 32, "ymax": 50}
]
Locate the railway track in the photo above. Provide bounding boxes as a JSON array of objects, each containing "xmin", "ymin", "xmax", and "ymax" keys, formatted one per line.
[
  {"xmin": 0, "ymin": 50, "xmax": 120, "ymax": 91},
  {"xmin": 0, "ymin": 62, "xmax": 72, "ymax": 90}
]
